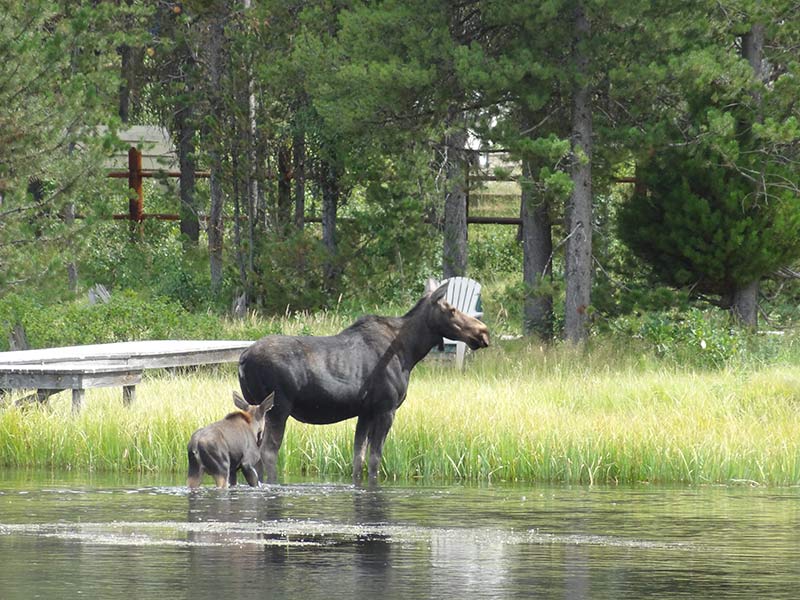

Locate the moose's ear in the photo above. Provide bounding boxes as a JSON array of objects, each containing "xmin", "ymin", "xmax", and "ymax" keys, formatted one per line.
[
  {"xmin": 424, "ymin": 278, "xmax": 440, "ymax": 295},
  {"xmin": 232, "ymin": 390, "xmax": 249, "ymax": 411},
  {"xmin": 430, "ymin": 282, "xmax": 449, "ymax": 303}
]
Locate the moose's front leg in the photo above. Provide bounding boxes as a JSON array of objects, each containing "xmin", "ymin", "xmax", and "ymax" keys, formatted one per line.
[
  {"xmin": 352, "ymin": 416, "xmax": 370, "ymax": 483},
  {"xmin": 367, "ymin": 409, "xmax": 396, "ymax": 481},
  {"xmin": 260, "ymin": 413, "xmax": 288, "ymax": 484}
]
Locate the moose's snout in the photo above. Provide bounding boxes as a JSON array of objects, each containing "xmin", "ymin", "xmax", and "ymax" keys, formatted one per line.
[
  {"xmin": 478, "ymin": 330, "xmax": 490, "ymax": 348},
  {"xmin": 467, "ymin": 325, "xmax": 490, "ymax": 350}
]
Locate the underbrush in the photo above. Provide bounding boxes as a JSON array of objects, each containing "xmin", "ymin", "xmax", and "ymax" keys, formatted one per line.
[{"xmin": 2, "ymin": 286, "xmax": 799, "ymax": 372}]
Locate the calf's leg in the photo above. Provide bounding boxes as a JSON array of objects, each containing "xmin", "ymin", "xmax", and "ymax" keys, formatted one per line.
[
  {"xmin": 228, "ymin": 466, "xmax": 238, "ymax": 487},
  {"xmin": 197, "ymin": 443, "xmax": 229, "ymax": 489},
  {"xmin": 241, "ymin": 464, "xmax": 260, "ymax": 487},
  {"xmin": 187, "ymin": 449, "xmax": 203, "ymax": 489}
]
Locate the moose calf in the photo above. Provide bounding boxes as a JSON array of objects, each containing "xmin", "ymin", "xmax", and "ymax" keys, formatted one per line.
[{"xmin": 187, "ymin": 391, "xmax": 274, "ymax": 489}]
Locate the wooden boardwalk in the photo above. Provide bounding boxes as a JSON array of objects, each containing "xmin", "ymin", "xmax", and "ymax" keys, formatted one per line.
[{"xmin": 0, "ymin": 340, "xmax": 253, "ymax": 412}]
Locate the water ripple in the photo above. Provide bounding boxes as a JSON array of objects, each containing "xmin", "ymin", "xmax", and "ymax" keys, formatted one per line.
[{"xmin": 0, "ymin": 519, "xmax": 701, "ymax": 551}]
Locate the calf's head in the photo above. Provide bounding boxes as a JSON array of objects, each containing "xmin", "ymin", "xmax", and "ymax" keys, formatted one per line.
[
  {"xmin": 426, "ymin": 282, "xmax": 490, "ymax": 351},
  {"xmin": 232, "ymin": 390, "xmax": 274, "ymax": 445}
]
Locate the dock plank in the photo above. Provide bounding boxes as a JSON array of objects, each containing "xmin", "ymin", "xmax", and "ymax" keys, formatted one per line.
[
  {"xmin": 0, "ymin": 340, "xmax": 253, "ymax": 412},
  {"xmin": 0, "ymin": 340, "xmax": 253, "ymax": 365}
]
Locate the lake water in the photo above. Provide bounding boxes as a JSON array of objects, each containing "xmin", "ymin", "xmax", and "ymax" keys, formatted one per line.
[{"xmin": 0, "ymin": 471, "xmax": 798, "ymax": 599}]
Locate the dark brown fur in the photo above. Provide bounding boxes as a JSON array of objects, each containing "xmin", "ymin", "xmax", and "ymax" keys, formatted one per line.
[
  {"xmin": 238, "ymin": 282, "xmax": 490, "ymax": 483},
  {"xmin": 187, "ymin": 391, "xmax": 274, "ymax": 489}
]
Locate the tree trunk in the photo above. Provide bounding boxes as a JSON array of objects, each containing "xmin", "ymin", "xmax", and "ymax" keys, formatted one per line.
[
  {"xmin": 117, "ymin": 0, "xmax": 138, "ymax": 123},
  {"xmin": 277, "ymin": 142, "xmax": 292, "ymax": 234},
  {"xmin": 244, "ymin": 0, "xmax": 259, "ymax": 278},
  {"xmin": 321, "ymin": 158, "xmax": 340, "ymax": 292},
  {"xmin": 206, "ymin": 14, "xmax": 226, "ymax": 291},
  {"xmin": 732, "ymin": 22, "xmax": 765, "ymax": 329},
  {"xmin": 208, "ymin": 169, "xmax": 224, "ymax": 290},
  {"xmin": 119, "ymin": 43, "xmax": 132, "ymax": 124},
  {"xmin": 293, "ymin": 129, "xmax": 305, "ymax": 231},
  {"xmin": 564, "ymin": 3, "xmax": 593, "ymax": 344},
  {"xmin": 64, "ymin": 203, "xmax": 78, "ymax": 292},
  {"xmin": 521, "ymin": 157, "xmax": 553, "ymax": 339},
  {"xmin": 732, "ymin": 280, "xmax": 759, "ymax": 326},
  {"xmin": 230, "ymin": 109, "xmax": 249, "ymax": 303},
  {"xmin": 175, "ymin": 81, "xmax": 199, "ymax": 243},
  {"xmin": 443, "ymin": 124, "xmax": 468, "ymax": 278}
]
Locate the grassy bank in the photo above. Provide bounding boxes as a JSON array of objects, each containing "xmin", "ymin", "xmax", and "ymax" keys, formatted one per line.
[{"xmin": 2, "ymin": 341, "xmax": 799, "ymax": 486}]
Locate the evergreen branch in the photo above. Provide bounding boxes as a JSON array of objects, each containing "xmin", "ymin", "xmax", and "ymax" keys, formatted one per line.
[
  {"xmin": 0, "ymin": 202, "xmax": 45, "ymax": 220},
  {"xmin": 776, "ymin": 266, "xmax": 800, "ymax": 280},
  {"xmin": 543, "ymin": 224, "xmax": 582, "ymax": 278},
  {"xmin": 1, "ymin": 262, "xmax": 57, "ymax": 288},
  {"xmin": 593, "ymin": 256, "xmax": 632, "ymax": 292},
  {"xmin": 4, "ymin": 52, "xmax": 67, "ymax": 107},
  {"xmin": 519, "ymin": 109, "xmax": 559, "ymax": 137}
]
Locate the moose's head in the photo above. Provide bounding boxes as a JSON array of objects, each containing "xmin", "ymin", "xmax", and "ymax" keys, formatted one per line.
[
  {"xmin": 424, "ymin": 280, "xmax": 490, "ymax": 351},
  {"xmin": 232, "ymin": 390, "xmax": 274, "ymax": 445}
]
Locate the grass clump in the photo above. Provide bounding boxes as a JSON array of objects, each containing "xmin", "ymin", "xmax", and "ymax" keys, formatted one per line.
[{"xmin": 1, "ymin": 342, "xmax": 798, "ymax": 486}]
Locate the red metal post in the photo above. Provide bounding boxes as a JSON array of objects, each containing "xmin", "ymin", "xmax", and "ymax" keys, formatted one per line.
[{"xmin": 128, "ymin": 147, "xmax": 144, "ymax": 222}]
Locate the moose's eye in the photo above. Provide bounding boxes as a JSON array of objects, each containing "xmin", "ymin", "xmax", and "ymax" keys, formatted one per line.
[{"xmin": 449, "ymin": 307, "xmax": 456, "ymax": 315}]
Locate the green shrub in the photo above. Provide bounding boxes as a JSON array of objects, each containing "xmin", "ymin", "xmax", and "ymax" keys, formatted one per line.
[
  {"xmin": 79, "ymin": 221, "xmax": 212, "ymax": 311},
  {"xmin": 1, "ymin": 290, "xmax": 222, "ymax": 349},
  {"xmin": 606, "ymin": 308, "xmax": 793, "ymax": 369},
  {"xmin": 249, "ymin": 232, "xmax": 330, "ymax": 313},
  {"xmin": 469, "ymin": 225, "xmax": 522, "ymax": 280}
]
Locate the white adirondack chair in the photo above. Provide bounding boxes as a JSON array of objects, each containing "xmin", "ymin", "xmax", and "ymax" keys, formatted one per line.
[{"xmin": 426, "ymin": 276, "xmax": 483, "ymax": 369}]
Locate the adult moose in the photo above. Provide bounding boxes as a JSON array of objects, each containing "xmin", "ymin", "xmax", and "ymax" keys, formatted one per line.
[{"xmin": 238, "ymin": 282, "xmax": 490, "ymax": 483}]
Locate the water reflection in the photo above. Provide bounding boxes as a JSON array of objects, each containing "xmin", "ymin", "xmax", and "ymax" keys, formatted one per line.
[{"xmin": 0, "ymin": 474, "xmax": 798, "ymax": 599}]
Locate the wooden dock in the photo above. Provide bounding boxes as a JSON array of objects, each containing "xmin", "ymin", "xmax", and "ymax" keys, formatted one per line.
[{"xmin": 0, "ymin": 340, "xmax": 253, "ymax": 412}]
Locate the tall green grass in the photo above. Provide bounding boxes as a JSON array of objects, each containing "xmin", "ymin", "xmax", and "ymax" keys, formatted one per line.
[{"xmin": 1, "ymin": 345, "xmax": 799, "ymax": 485}]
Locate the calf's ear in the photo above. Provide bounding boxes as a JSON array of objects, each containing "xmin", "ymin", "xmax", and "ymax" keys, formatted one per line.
[
  {"xmin": 260, "ymin": 391, "xmax": 275, "ymax": 412},
  {"xmin": 254, "ymin": 392, "xmax": 275, "ymax": 420},
  {"xmin": 232, "ymin": 390, "xmax": 249, "ymax": 411}
]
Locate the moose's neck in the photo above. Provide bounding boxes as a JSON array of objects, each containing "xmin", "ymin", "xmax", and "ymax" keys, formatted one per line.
[{"xmin": 398, "ymin": 311, "xmax": 442, "ymax": 368}]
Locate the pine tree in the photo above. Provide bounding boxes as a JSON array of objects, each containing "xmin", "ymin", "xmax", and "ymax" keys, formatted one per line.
[
  {"xmin": 617, "ymin": 1, "xmax": 800, "ymax": 320},
  {"xmin": 619, "ymin": 144, "xmax": 800, "ymax": 308},
  {"xmin": 0, "ymin": 0, "xmax": 148, "ymax": 296}
]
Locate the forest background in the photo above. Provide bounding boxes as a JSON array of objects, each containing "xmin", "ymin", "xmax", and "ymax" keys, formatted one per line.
[{"xmin": 1, "ymin": 0, "xmax": 799, "ymax": 368}]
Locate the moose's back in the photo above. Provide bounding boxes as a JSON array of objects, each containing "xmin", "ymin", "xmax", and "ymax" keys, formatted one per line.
[{"xmin": 239, "ymin": 318, "xmax": 407, "ymax": 425}]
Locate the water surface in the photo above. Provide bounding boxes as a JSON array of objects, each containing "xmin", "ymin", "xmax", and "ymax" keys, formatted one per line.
[{"xmin": 0, "ymin": 471, "xmax": 797, "ymax": 599}]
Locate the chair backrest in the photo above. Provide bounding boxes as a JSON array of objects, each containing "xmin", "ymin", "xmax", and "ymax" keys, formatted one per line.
[
  {"xmin": 441, "ymin": 276, "xmax": 482, "ymax": 318},
  {"xmin": 424, "ymin": 276, "xmax": 484, "ymax": 369}
]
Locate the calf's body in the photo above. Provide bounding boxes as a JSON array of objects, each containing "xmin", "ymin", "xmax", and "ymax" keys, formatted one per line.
[{"xmin": 187, "ymin": 391, "xmax": 273, "ymax": 488}]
